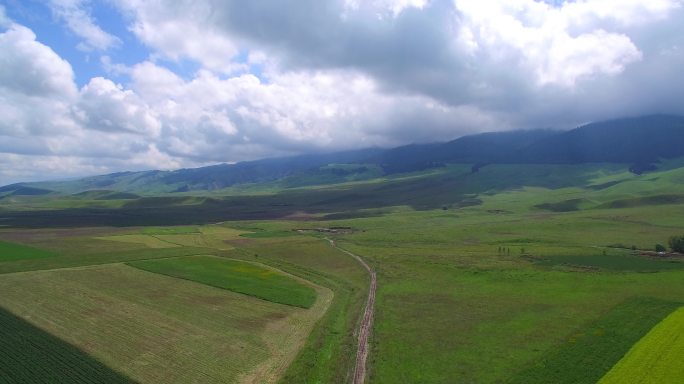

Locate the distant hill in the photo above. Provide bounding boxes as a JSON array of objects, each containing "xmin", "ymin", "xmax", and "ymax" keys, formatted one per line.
[
  {"xmin": 3, "ymin": 114, "xmax": 684, "ymax": 195},
  {"xmin": 522, "ymin": 115, "xmax": 684, "ymax": 164},
  {"xmin": 11, "ymin": 148, "xmax": 383, "ymax": 195},
  {"xmin": 369, "ymin": 129, "xmax": 557, "ymax": 173},
  {"xmin": 0, "ymin": 185, "xmax": 53, "ymax": 197}
]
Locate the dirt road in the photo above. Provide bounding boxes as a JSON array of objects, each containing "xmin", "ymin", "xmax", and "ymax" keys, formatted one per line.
[{"xmin": 327, "ymin": 239, "xmax": 376, "ymax": 384}]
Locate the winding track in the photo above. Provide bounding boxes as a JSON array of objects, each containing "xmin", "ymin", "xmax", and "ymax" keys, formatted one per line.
[{"xmin": 327, "ymin": 238, "xmax": 376, "ymax": 384}]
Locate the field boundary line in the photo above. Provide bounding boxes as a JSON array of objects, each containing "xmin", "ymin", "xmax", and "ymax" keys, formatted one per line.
[{"xmin": 327, "ymin": 238, "xmax": 376, "ymax": 384}]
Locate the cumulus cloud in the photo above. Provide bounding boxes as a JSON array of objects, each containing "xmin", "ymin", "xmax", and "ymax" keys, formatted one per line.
[
  {"xmin": 454, "ymin": 1, "xmax": 646, "ymax": 86},
  {"xmin": 113, "ymin": 0, "xmax": 241, "ymax": 74},
  {"xmin": 0, "ymin": 17, "xmax": 181, "ymax": 183},
  {"xmin": 48, "ymin": 0, "xmax": 121, "ymax": 51},
  {"xmin": 75, "ymin": 77, "xmax": 161, "ymax": 136},
  {"xmin": 127, "ymin": 62, "xmax": 487, "ymax": 163},
  {"xmin": 0, "ymin": 22, "xmax": 77, "ymax": 147},
  {"xmin": 0, "ymin": 24, "xmax": 77, "ymax": 98},
  {"xmin": 112, "ymin": 0, "xmax": 684, "ymax": 120}
]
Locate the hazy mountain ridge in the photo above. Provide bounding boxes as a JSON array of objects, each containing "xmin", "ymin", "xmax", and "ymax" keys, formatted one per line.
[{"xmin": 2, "ymin": 114, "xmax": 683, "ymax": 195}]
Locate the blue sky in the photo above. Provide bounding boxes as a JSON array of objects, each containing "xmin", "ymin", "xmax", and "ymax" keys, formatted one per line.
[
  {"xmin": 2, "ymin": 1, "xmax": 193, "ymax": 85},
  {"xmin": 1, "ymin": 0, "xmax": 684, "ymax": 184}
]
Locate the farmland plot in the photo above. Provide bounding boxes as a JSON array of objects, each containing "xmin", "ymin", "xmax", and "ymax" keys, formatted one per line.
[
  {"xmin": 128, "ymin": 256, "xmax": 317, "ymax": 308},
  {"xmin": 599, "ymin": 306, "xmax": 684, "ymax": 384},
  {"xmin": 0, "ymin": 240, "xmax": 57, "ymax": 262},
  {"xmin": 508, "ymin": 298, "xmax": 681, "ymax": 384},
  {"xmin": 0, "ymin": 307, "xmax": 134, "ymax": 384},
  {"xmin": 0, "ymin": 264, "xmax": 331, "ymax": 384}
]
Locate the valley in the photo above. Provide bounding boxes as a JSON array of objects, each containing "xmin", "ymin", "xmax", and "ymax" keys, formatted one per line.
[{"xmin": 2, "ymin": 142, "xmax": 684, "ymax": 382}]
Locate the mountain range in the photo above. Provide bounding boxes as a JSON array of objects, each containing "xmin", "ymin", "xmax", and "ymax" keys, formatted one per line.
[{"xmin": 2, "ymin": 114, "xmax": 683, "ymax": 197}]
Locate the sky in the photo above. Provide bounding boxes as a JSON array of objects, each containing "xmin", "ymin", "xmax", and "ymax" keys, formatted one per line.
[{"xmin": 1, "ymin": 0, "xmax": 684, "ymax": 185}]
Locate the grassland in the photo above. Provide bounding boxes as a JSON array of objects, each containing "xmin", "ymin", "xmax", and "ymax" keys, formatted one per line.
[
  {"xmin": 306, "ymin": 164, "xmax": 684, "ymax": 383},
  {"xmin": 2, "ymin": 162, "xmax": 684, "ymax": 383},
  {"xmin": 599, "ymin": 306, "xmax": 684, "ymax": 384},
  {"xmin": 0, "ymin": 263, "xmax": 331, "ymax": 383},
  {"xmin": 0, "ymin": 240, "xmax": 57, "ymax": 262},
  {"xmin": 129, "ymin": 256, "xmax": 317, "ymax": 308},
  {"xmin": 329, "ymin": 204, "xmax": 684, "ymax": 383}
]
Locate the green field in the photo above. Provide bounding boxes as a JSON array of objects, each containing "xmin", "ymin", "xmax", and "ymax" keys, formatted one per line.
[
  {"xmin": 0, "ymin": 240, "xmax": 57, "ymax": 262},
  {"xmin": 509, "ymin": 298, "xmax": 681, "ymax": 384},
  {"xmin": 599, "ymin": 306, "xmax": 684, "ymax": 384},
  {"xmin": 129, "ymin": 256, "xmax": 317, "ymax": 308},
  {"xmin": 535, "ymin": 253, "xmax": 684, "ymax": 272}
]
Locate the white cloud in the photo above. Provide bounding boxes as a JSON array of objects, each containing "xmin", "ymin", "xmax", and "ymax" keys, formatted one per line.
[
  {"xmin": 48, "ymin": 0, "xmax": 121, "ymax": 51},
  {"xmin": 113, "ymin": 0, "xmax": 241, "ymax": 74},
  {"xmin": 126, "ymin": 61, "xmax": 488, "ymax": 162},
  {"xmin": 0, "ymin": 24, "xmax": 77, "ymax": 98},
  {"xmin": 0, "ymin": 22, "xmax": 77, "ymax": 143},
  {"xmin": 560, "ymin": 0, "xmax": 681, "ymax": 26},
  {"xmin": 345, "ymin": 0, "xmax": 430, "ymax": 17},
  {"xmin": 453, "ymin": 0, "xmax": 659, "ymax": 86},
  {"xmin": 75, "ymin": 77, "xmax": 161, "ymax": 136}
]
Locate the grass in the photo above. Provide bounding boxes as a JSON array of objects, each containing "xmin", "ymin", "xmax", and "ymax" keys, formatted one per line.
[
  {"xmin": 0, "ymin": 240, "xmax": 57, "ymax": 262},
  {"xmin": 0, "ymin": 306, "xmax": 135, "ymax": 384},
  {"xmin": 222, "ymin": 235, "xmax": 369, "ymax": 384},
  {"xmin": 508, "ymin": 297, "xmax": 681, "ymax": 384},
  {"xmin": 240, "ymin": 230, "xmax": 298, "ymax": 238},
  {"xmin": 94, "ymin": 234, "xmax": 179, "ymax": 248},
  {"xmin": 0, "ymin": 244, "xmax": 211, "ymax": 275},
  {"xmin": 0, "ymin": 263, "xmax": 328, "ymax": 384},
  {"xmin": 140, "ymin": 226, "xmax": 199, "ymax": 235},
  {"xmin": 599, "ymin": 306, "xmax": 684, "ymax": 384},
  {"xmin": 319, "ymin": 195, "xmax": 684, "ymax": 382},
  {"xmin": 128, "ymin": 255, "xmax": 317, "ymax": 308},
  {"xmin": 535, "ymin": 253, "xmax": 684, "ymax": 272}
]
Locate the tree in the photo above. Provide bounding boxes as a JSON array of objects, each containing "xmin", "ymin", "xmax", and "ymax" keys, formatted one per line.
[
  {"xmin": 655, "ymin": 244, "xmax": 666, "ymax": 252},
  {"xmin": 669, "ymin": 235, "xmax": 684, "ymax": 253}
]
